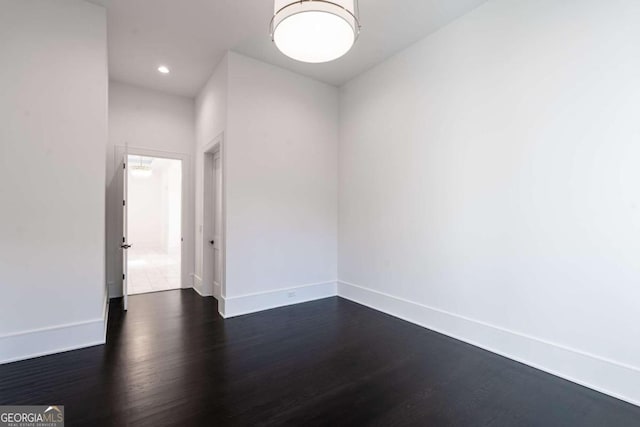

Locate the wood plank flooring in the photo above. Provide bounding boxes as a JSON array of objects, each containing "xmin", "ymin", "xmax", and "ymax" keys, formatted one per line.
[{"xmin": 1, "ymin": 290, "xmax": 639, "ymax": 426}]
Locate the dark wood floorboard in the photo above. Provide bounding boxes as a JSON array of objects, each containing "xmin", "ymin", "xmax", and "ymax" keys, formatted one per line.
[{"xmin": 1, "ymin": 290, "xmax": 639, "ymax": 426}]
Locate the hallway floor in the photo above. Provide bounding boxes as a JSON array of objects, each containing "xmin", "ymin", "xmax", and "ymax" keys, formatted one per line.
[
  {"xmin": 127, "ymin": 248, "xmax": 180, "ymax": 294},
  {"xmin": 1, "ymin": 291, "xmax": 639, "ymax": 426}
]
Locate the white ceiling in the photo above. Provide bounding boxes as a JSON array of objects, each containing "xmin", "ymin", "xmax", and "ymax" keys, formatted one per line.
[{"xmin": 99, "ymin": 0, "xmax": 487, "ymax": 97}]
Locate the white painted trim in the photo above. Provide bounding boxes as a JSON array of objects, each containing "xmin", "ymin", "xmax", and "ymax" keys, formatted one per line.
[
  {"xmin": 220, "ymin": 281, "xmax": 337, "ymax": 318},
  {"xmin": 202, "ymin": 132, "xmax": 223, "ymax": 154},
  {"xmin": 201, "ymin": 132, "xmax": 226, "ymax": 300},
  {"xmin": 0, "ymin": 318, "xmax": 106, "ymax": 365},
  {"xmin": 337, "ymin": 280, "xmax": 640, "ymax": 408},
  {"xmin": 0, "ymin": 282, "xmax": 110, "ymax": 364},
  {"xmin": 192, "ymin": 285, "xmax": 205, "ymax": 297},
  {"xmin": 0, "ymin": 285, "xmax": 109, "ymax": 365},
  {"xmin": 103, "ymin": 304, "xmax": 109, "ymax": 342},
  {"xmin": 102, "ymin": 285, "xmax": 109, "ymax": 341},
  {"xmin": 192, "ymin": 274, "xmax": 209, "ymax": 297},
  {"xmin": 115, "ymin": 145, "xmax": 192, "ymax": 298}
]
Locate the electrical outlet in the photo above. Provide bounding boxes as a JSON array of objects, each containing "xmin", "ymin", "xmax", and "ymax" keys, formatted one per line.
[{"xmin": 287, "ymin": 291, "xmax": 296, "ymax": 298}]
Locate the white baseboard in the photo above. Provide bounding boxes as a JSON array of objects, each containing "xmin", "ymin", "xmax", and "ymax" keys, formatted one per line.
[
  {"xmin": 192, "ymin": 274, "xmax": 212, "ymax": 297},
  {"xmin": 192, "ymin": 281, "xmax": 206, "ymax": 297},
  {"xmin": 0, "ymin": 317, "xmax": 106, "ymax": 365},
  {"xmin": 102, "ymin": 285, "xmax": 109, "ymax": 341},
  {"xmin": 337, "ymin": 280, "xmax": 640, "ymax": 407},
  {"xmin": 11, "ymin": 277, "xmax": 635, "ymax": 410},
  {"xmin": 0, "ymin": 287, "xmax": 109, "ymax": 365},
  {"xmin": 221, "ymin": 280, "xmax": 337, "ymax": 318}
]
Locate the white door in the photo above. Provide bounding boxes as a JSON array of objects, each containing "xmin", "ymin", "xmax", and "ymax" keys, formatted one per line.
[
  {"xmin": 122, "ymin": 157, "xmax": 130, "ymax": 310},
  {"xmin": 212, "ymin": 152, "xmax": 222, "ymax": 297}
]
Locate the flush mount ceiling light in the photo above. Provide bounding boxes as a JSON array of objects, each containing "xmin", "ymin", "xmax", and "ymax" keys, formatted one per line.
[
  {"xmin": 271, "ymin": 0, "xmax": 361, "ymax": 63},
  {"xmin": 157, "ymin": 65, "xmax": 170, "ymax": 74}
]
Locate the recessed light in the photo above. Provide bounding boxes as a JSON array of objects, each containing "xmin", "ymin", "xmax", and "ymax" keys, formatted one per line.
[{"xmin": 157, "ymin": 65, "xmax": 170, "ymax": 74}]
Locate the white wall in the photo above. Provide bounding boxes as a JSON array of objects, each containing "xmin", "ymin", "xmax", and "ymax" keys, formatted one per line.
[
  {"xmin": 194, "ymin": 54, "xmax": 228, "ymax": 291},
  {"xmin": 194, "ymin": 52, "xmax": 339, "ymax": 315},
  {"xmin": 226, "ymin": 52, "xmax": 339, "ymax": 297},
  {"xmin": 0, "ymin": 0, "xmax": 108, "ymax": 363},
  {"xmin": 165, "ymin": 159, "xmax": 182, "ymax": 255},
  {"xmin": 107, "ymin": 81, "xmax": 195, "ymax": 297},
  {"xmin": 128, "ymin": 158, "xmax": 181, "ymax": 253},
  {"xmin": 339, "ymin": 0, "xmax": 640, "ymax": 406},
  {"xmin": 128, "ymin": 164, "xmax": 166, "ymax": 250}
]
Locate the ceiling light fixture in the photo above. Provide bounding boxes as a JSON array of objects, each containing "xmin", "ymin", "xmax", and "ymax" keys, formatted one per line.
[
  {"xmin": 157, "ymin": 65, "xmax": 170, "ymax": 74},
  {"xmin": 130, "ymin": 164, "xmax": 152, "ymax": 178},
  {"xmin": 271, "ymin": 0, "xmax": 361, "ymax": 63},
  {"xmin": 130, "ymin": 156, "xmax": 153, "ymax": 178}
]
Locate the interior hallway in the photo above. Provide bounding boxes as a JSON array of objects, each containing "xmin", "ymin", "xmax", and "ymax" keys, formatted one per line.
[{"xmin": 1, "ymin": 290, "xmax": 638, "ymax": 426}]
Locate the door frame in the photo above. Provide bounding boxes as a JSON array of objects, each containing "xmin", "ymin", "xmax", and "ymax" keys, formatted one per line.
[
  {"xmin": 201, "ymin": 133, "xmax": 226, "ymax": 301},
  {"xmin": 115, "ymin": 145, "xmax": 191, "ymax": 297}
]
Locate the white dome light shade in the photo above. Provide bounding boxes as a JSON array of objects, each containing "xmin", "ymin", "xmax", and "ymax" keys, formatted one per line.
[
  {"xmin": 274, "ymin": 11, "xmax": 354, "ymax": 63},
  {"xmin": 272, "ymin": 0, "xmax": 360, "ymax": 63}
]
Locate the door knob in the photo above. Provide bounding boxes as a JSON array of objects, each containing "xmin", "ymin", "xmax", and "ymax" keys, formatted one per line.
[
  {"xmin": 121, "ymin": 244, "xmax": 132, "ymax": 249},
  {"xmin": 209, "ymin": 240, "xmax": 215, "ymax": 245}
]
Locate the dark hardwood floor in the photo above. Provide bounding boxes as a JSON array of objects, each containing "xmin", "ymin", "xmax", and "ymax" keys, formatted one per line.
[{"xmin": 1, "ymin": 290, "xmax": 639, "ymax": 426}]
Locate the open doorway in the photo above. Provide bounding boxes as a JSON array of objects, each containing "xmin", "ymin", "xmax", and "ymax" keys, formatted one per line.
[{"xmin": 126, "ymin": 155, "xmax": 182, "ymax": 295}]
